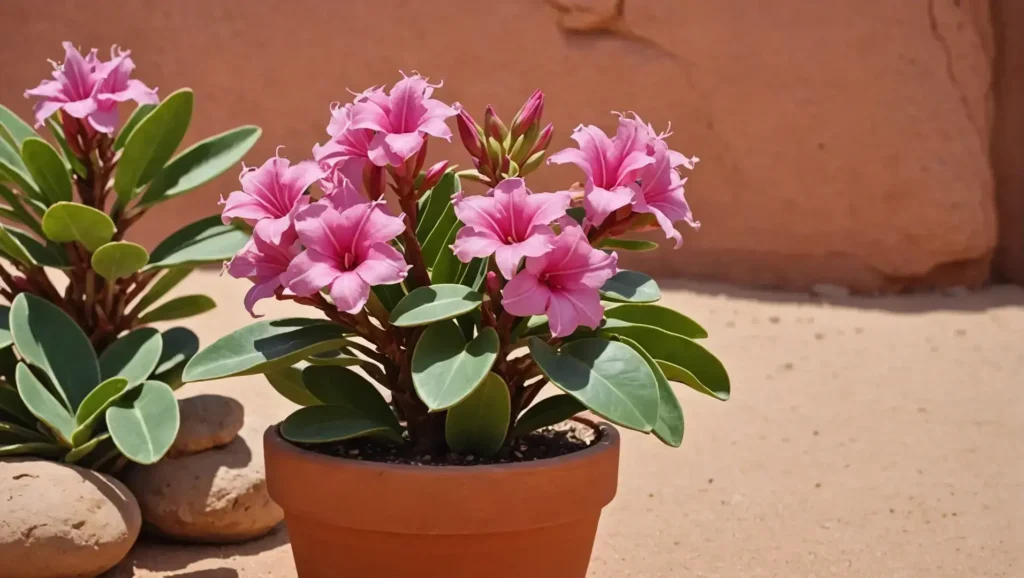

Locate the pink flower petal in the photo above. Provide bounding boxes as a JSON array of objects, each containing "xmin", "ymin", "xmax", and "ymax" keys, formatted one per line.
[
  {"xmin": 558, "ymin": 287, "xmax": 604, "ymax": 331},
  {"xmin": 583, "ymin": 182, "xmax": 634, "ymax": 227},
  {"xmin": 546, "ymin": 292, "xmax": 581, "ymax": 338},
  {"xmin": 282, "ymin": 249, "xmax": 342, "ymax": 296},
  {"xmin": 243, "ymin": 279, "xmax": 281, "ymax": 318},
  {"xmin": 383, "ymin": 132, "xmax": 425, "ymax": 163},
  {"xmin": 500, "ymin": 271, "xmax": 550, "ymax": 318},
  {"xmin": 329, "ymin": 271, "xmax": 371, "ymax": 314},
  {"xmin": 354, "ymin": 243, "xmax": 410, "ymax": 286},
  {"xmin": 451, "ymin": 227, "xmax": 503, "ymax": 263},
  {"xmin": 493, "ymin": 231, "xmax": 555, "ymax": 280},
  {"xmin": 220, "ymin": 191, "xmax": 274, "ymax": 225}
]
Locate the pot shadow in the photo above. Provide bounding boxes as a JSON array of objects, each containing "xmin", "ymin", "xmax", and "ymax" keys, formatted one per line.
[{"xmin": 105, "ymin": 524, "xmax": 289, "ymax": 576}]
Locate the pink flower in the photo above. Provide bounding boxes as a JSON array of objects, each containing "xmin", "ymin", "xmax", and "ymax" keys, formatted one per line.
[
  {"xmin": 501, "ymin": 224, "xmax": 618, "ymax": 337},
  {"xmin": 312, "ymin": 102, "xmax": 374, "ymax": 186},
  {"xmin": 632, "ymin": 140, "xmax": 700, "ymax": 248},
  {"xmin": 227, "ymin": 220, "xmax": 300, "ymax": 317},
  {"xmin": 547, "ymin": 113, "xmax": 655, "ymax": 226},
  {"xmin": 24, "ymin": 42, "xmax": 157, "ymax": 133},
  {"xmin": 348, "ymin": 74, "xmax": 458, "ymax": 167},
  {"xmin": 220, "ymin": 154, "xmax": 325, "ymax": 245},
  {"xmin": 451, "ymin": 178, "xmax": 570, "ymax": 279},
  {"xmin": 282, "ymin": 197, "xmax": 410, "ymax": 314}
]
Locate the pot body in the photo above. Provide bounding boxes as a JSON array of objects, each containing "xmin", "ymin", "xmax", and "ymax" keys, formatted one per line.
[{"xmin": 264, "ymin": 418, "xmax": 620, "ymax": 578}]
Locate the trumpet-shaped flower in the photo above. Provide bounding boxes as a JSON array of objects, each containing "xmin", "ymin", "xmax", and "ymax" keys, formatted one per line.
[
  {"xmin": 501, "ymin": 224, "xmax": 617, "ymax": 337},
  {"xmin": 227, "ymin": 220, "xmax": 300, "ymax": 317},
  {"xmin": 451, "ymin": 178, "xmax": 570, "ymax": 279},
  {"xmin": 632, "ymin": 140, "xmax": 700, "ymax": 248},
  {"xmin": 313, "ymin": 102, "xmax": 374, "ymax": 186},
  {"xmin": 220, "ymin": 155, "xmax": 324, "ymax": 245}
]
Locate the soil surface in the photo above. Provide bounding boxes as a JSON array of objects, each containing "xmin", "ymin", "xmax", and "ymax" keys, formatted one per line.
[
  {"xmin": 102, "ymin": 273, "xmax": 1023, "ymax": 578},
  {"xmin": 296, "ymin": 419, "xmax": 597, "ymax": 466}
]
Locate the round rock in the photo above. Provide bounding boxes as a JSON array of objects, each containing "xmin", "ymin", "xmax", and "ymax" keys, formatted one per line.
[
  {"xmin": 168, "ymin": 394, "xmax": 245, "ymax": 458},
  {"xmin": 124, "ymin": 428, "xmax": 282, "ymax": 543},
  {"xmin": 0, "ymin": 459, "xmax": 141, "ymax": 578}
]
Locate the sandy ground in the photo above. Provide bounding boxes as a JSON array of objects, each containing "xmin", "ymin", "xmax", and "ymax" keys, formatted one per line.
[{"xmin": 103, "ymin": 272, "xmax": 1024, "ymax": 578}]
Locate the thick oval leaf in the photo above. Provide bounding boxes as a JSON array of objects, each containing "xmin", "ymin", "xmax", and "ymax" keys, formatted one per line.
[
  {"xmin": 305, "ymin": 349, "xmax": 364, "ymax": 367},
  {"xmin": 91, "ymin": 241, "xmax": 149, "ymax": 280},
  {"xmin": 45, "ymin": 118, "xmax": 88, "ymax": 178},
  {"xmin": 445, "ymin": 372, "xmax": 510, "ymax": 456},
  {"xmin": 139, "ymin": 126, "xmax": 262, "ymax": 207},
  {"xmin": 390, "ymin": 284, "xmax": 483, "ymax": 327},
  {"xmin": 597, "ymin": 323, "xmax": 730, "ymax": 401},
  {"xmin": 0, "ymin": 421, "xmax": 50, "ymax": 444},
  {"xmin": 302, "ymin": 365, "xmax": 400, "ymax": 431},
  {"xmin": 617, "ymin": 336, "xmax": 684, "ymax": 447},
  {"xmin": 429, "ymin": 223, "xmax": 464, "ymax": 283},
  {"xmin": 71, "ymin": 377, "xmax": 130, "ymax": 446},
  {"xmin": 415, "ymin": 171, "xmax": 458, "ymax": 242},
  {"xmin": 0, "ymin": 138, "xmax": 41, "ymax": 200},
  {"xmin": 10, "ymin": 293, "xmax": 99, "ymax": 411},
  {"xmin": 596, "ymin": 238, "xmax": 659, "ymax": 252},
  {"xmin": 113, "ymin": 104, "xmax": 156, "ymax": 151},
  {"xmin": 511, "ymin": 394, "xmax": 587, "ymax": 437},
  {"xmin": 0, "ymin": 442, "xmax": 65, "ymax": 458},
  {"xmin": 21, "ymin": 138, "xmax": 71, "ymax": 204},
  {"xmin": 265, "ymin": 363, "xmax": 321, "ymax": 407},
  {"xmin": 144, "ymin": 216, "xmax": 248, "ymax": 270},
  {"xmin": 41, "ymin": 202, "xmax": 116, "ymax": 252},
  {"xmin": 64, "ymin": 433, "xmax": 111, "ymax": 463},
  {"xmin": 106, "ymin": 380, "xmax": 179, "ymax": 464},
  {"xmin": 458, "ymin": 258, "xmax": 487, "ymax": 291},
  {"xmin": 114, "ymin": 89, "xmax": 194, "ymax": 202},
  {"xmin": 137, "ymin": 294, "xmax": 216, "ymax": 324},
  {"xmin": 0, "ymin": 225, "xmax": 34, "ymax": 266},
  {"xmin": 0, "ymin": 104, "xmax": 37, "ymax": 148},
  {"xmin": 600, "ymin": 270, "xmax": 661, "ymax": 303},
  {"xmin": 16, "ymin": 363, "xmax": 74, "ymax": 444},
  {"xmin": 528, "ymin": 337, "xmax": 659, "ymax": 432},
  {"xmin": 99, "ymin": 328, "xmax": 163, "ymax": 386},
  {"xmin": 420, "ymin": 204, "xmax": 458, "ymax": 267},
  {"xmin": 134, "ymin": 267, "xmax": 193, "ymax": 313},
  {"xmin": 370, "ymin": 283, "xmax": 406, "ymax": 313},
  {"xmin": 151, "ymin": 327, "xmax": 200, "ymax": 389},
  {"xmin": 412, "ymin": 322, "xmax": 498, "ymax": 410},
  {"xmin": 183, "ymin": 318, "xmax": 350, "ymax": 382},
  {"xmin": 0, "ymin": 384, "xmax": 35, "ymax": 426},
  {"xmin": 280, "ymin": 404, "xmax": 403, "ymax": 444},
  {"xmin": 0, "ymin": 184, "xmax": 45, "ymax": 236},
  {"xmin": 0, "ymin": 227, "xmax": 68, "ymax": 268},
  {"xmin": 604, "ymin": 304, "xmax": 708, "ymax": 339}
]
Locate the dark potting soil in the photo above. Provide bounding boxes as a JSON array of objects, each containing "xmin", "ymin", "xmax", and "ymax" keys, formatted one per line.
[{"xmin": 295, "ymin": 419, "xmax": 599, "ymax": 466}]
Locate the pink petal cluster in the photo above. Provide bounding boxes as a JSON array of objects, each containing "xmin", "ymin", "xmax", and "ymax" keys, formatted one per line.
[
  {"xmin": 501, "ymin": 223, "xmax": 618, "ymax": 337},
  {"xmin": 24, "ymin": 42, "xmax": 158, "ymax": 133},
  {"xmin": 282, "ymin": 182, "xmax": 410, "ymax": 314},
  {"xmin": 220, "ymin": 154, "xmax": 324, "ymax": 245},
  {"xmin": 227, "ymin": 220, "xmax": 301, "ymax": 317},
  {"xmin": 347, "ymin": 74, "xmax": 459, "ymax": 167},
  {"xmin": 312, "ymin": 102, "xmax": 374, "ymax": 187},
  {"xmin": 451, "ymin": 178, "xmax": 570, "ymax": 279},
  {"xmin": 548, "ymin": 112, "xmax": 699, "ymax": 245}
]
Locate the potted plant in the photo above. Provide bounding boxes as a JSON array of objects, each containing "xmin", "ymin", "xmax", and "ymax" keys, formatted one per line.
[
  {"xmin": 0, "ymin": 42, "xmax": 258, "ymax": 470},
  {"xmin": 183, "ymin": 75, "xmax": 729, "ymax": 578}
]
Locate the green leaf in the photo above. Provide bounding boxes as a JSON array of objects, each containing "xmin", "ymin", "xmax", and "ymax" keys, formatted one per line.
[
  {"xmin": 0, "ymin": 421, "xmax": 50, "ymax": 444},
  {"xmin": 603, "ymin": 304, "xmax": 708, "ymax": 339},
  {"xmin": 412, "ymin": 322, "xmax": 498, "ymax": 411},
  {"xmin": 144, "ymin": 216, "xmax": 248, "ymax": 270},
  {"xmin": 0, "ymin": 104, "xmax": 37, "ymax": 148},
  {"xmin": 151, "ymin": 327, "xmax": 199, "ymax": 389},
  {"xmin": 370, "ymin": 284, "xmax": 405, "ymax": 313},
  {"xmin": 429, "ymin": 223, "xmax": 464, "ymax": 283},
  {"xmin": 114, "ymin": 89, "xmax": 194, "ymax": 202},
  {"xmin": 41, "ymin": 202, "xmax": 116, "ymax": 252},
  {"xmin": 528, "ymin": 337, "xmax": 659, "ymax": 432},
  {"xmin": 305, "ymin": 350, "xmax": 363, "ymax": 367},
  {"xmin": 264, "ymin": 362, "xmax": 321, "ymax": 406},
  {"xmin": 0, "ymin": 183, "xmax": 45, "ymax": 236},
  {"xmin": 10, "ymin": 293, "xmax": 99, "ymax": 411},
  {"xmin": 138, "ymin": 294, "xmax": 215, "ymax": 324},
  {"xmin": 0, "ymin": 383, "xmax": 35, "ymax": 426},
  {"xmin": 46, "ymin": 118, "xmax": 87, "ymax": 178},
  {"xmin": 596, "ymin": 238, "xmax": 659, "ymax": 252},
  {"xmin": 600, "ymin": 270, "xmax": 661, "ymax": 303},
  {"xmin": 445, "ymin": 372, "xmax": 509, "ymax": 456},
  {"xmin": 20, "ymin": 138, "xmax": 72, "ymax": 204},
  {"xmin": 16, "ymin": 363, "xmax": 74, "ymax": 444},
  {"xmin": 457, "ymin": 258, "xmax": 487, "ymax": 291},
  {"xmin": 71, "ymin": 377, "xmax": 129, "ymax": 446},
  {"xmin": 420, "ymin": 204, "xmax": 458, "ymax": 268},
  {"xmin": 511, "ymin": 394, "xmax": 586, "ymax": 437},
  {"xmin": 64, "ymin": 433, "xmax": 110, "ymax": 463},
  {"xmin": 113, "ymin": 104, "xmax": 156, "ymax": 151},
  {"xmin": 106, "ymin": 380, "xmax": 179, "ymax": 464},
  {"xmin": 390, "ymin": 284, "xmax": 484, "ymax": 327},
  {"xmin": 91, "ymin": 241, "xmax": 149, "ymax": 280},
  {"xmin": 183, "ymin": 318, "xmax": 350, "ymax": 382},
  {"xmin": 99, "ymin": 328, "xmax": 163, "ymax": 387},
  {"xmin": 280, "ymin": 404, "xmax": 403, "ymax": 444},
  {"xmin": 0, "ymin": 224, "xmax": 35, "ymax": 266},
  {"xmin": 0, "ymin": 307, "xmax": 11, "ymax": 349},
  {"xmin": 597, "ymin": 323, "xmax": 729, "ymax": 401},
  {"xmin": 0, "ymin": 442, "xmax": 65, "ymax": 458},
  {"xmin": 415, "ymin": 171, "xmax": 458, "ymax": 243},
  {"xmin": 616, "ymin": 336, "xmax": 683, "ymax": 447},
  {"xmin": 302, "ymin": 365, "xmax": 400, "ymax": 430},
  {"xmin": 0, "ymin": 227, "xmax": 68, "ymax": 268},
  {"xmin": 134, "ymin": 267, "xmax": 193, "ymax": 312},
  {"xmin": 0, "ymin": 137, "xmax": 42, "ymax": 200},
  {"xmin": 139, "ymin": 126, "xmax": 262, "ymax": 207}
]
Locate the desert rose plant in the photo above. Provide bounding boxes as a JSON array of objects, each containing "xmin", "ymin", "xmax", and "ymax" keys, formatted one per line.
[
  {"xmin": 184, "ymin": 75, "xmax": 729, "ymax": 456},
  {"xmin": 0, "ymin": 43, "xmax": 257, "ymax": 470}
]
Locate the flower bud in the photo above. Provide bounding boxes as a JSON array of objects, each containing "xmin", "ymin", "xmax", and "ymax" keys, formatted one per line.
[
  {"xmin": 510, "ymin": 89, "xmax": 544, "ymax": 138},
  {"xmin": 421, "ymin": 160, "xmax": 449, "ymax": 191},
  {"xmin": 456, "ymin": 169, "xmax": 489, "ymax": 184},
  {"xmin": 486, "ymin": 136, "xmax": 503, "ymax": 171},
  {"xmin": 456, "ymin": 107, "xmax": 485, "ymax": 158},
  {"xmin": 528, "ymin": 123, "xmax": 554, "ymax": 157},
  {"xmin": 483, "ymin": 105, "xmax": 508, "ymax": 141},
  {"xmin": 485, "ymin": 271, "xmax": 502, "ymax": 302},
  {"xmin": 520, "ymin": 150, "xmax": 546, "ymax": 176}
]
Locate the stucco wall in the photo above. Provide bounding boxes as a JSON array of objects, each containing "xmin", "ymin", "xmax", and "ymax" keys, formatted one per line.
[{"xmin": 0, "ymin": 0, "xmax": 1011, "ymax": 292}]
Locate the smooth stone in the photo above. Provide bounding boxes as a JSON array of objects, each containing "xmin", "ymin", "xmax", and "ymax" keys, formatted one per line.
[
  {"xmin": 123, "ymin": 428, "xmax": 282, "ymax": 543},
  {"xmin": 0, "ymin": 459, "xmax": 141, "ymax": 578},
  {"xmin": 168, "ymin": 394, "xmax": 244, "ymax": 458}
]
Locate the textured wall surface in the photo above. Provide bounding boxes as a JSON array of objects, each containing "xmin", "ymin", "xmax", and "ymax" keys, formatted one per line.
[
  {"xmin": 0, "ymin": 0, "xmax": 1007, "ymax": 292},
  {"xmin": 992, "ymin": 2, "xmax": 1024, "ymax": 283}
]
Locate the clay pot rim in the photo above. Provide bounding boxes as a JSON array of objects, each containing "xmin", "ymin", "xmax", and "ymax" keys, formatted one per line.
[{"xmin": 267, "ymin": 414, "xmax": 617, "ymax": 475}]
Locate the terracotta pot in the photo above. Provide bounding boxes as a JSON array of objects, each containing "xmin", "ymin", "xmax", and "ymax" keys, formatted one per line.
[{"xmin": 264, "ymin": 417, "xmax": 620, "ymax": 578}]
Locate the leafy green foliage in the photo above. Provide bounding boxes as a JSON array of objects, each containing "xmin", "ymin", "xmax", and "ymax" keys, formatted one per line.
[
  {"xmin": 106, "ymin": 380, "xmax": 179, "ymax": 464},
  {"xmin": 135, "ymin": 267, "xmax": 193, "ymax": 313},
  {"xmin": 99, "ymin": 328, "xmax": 163, "ymax": 387},
  {"xmin": 151, "ymin": 327, "xmax": 200, "ymax": 389},
  {"xmin": 145, "ymin": 216, "xmax": 249, "ymax": 270},
  {"xmin": 302, "ymin": 365, "xmax": 400, "ymax": 433},
  {"xmin": 596, "ymin": 238, "xmax": 659, "ymax": 252},
  {"xmin": 0, "ymin": 137, "xmax": 41, "ymax": 201},
  {"xmin": 600, "ymin": 270, "xmax": 661, "ymax": 303},
  {"xmin": 114, "ymin": 89, "xmax": 194, "ymax": 202},
  {"xmin": 41, "ymin": 202, "xmax": 116, "ymax": 252},
  {"xmin": 390, "ymin": 284, "xmax": 484, "ymax": 327},
  {"xmin": 280, "ymin": 404, "xmax": 402, "ymax": 444},
  {"xmin": 71, "ymin": 377, "xmax": 129, "ymax": 446},
  {"xmin": 511, "ymin": 394, "xmax": 586, "ymax": 437},
  {"xmin": 91, "ymin": 242, "xmax": 149, "ymax": 280},
  {"xmin": 415, "ymin": 171, "xmax": 458, "ymax": 243},
  {"xmin": 112, "ymin": 104, "xmax": 156, "ymax": 151},
  {"xmin": 264, "ymin": 363, "xmax": 321, "ymax": 407},
  {"xmin": 21, "ymin": 138, "xmax": 72, "ymax": 204},
  {"xmin": 0, "ymin": 104, "xmax": 37, "ymax": 148},
  {"xmin": 616, "ymin": 336, "xmax": 684, "ymax": 447},
  {"xmin": 412, "ymin": 322, "xmax": 498, "ymax": 410},
  {"xmin": 445, "ymin": 372, "xmax": 509, "ymax": 456},
  {"xmin": 137, "ymin": 294, "xmax": 216, "ymax": 324}
]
